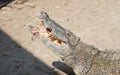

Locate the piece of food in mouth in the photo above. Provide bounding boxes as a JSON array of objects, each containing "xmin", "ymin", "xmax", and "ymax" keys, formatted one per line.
[{"xmin": 39, "ymin": 27, "xmax": 62, "ymax": 45}]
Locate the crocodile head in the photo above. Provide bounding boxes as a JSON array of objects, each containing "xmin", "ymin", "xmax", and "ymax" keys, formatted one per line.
[{"xmin": 31, "ymin": 11, "xmax": 80, "ymax": 58}]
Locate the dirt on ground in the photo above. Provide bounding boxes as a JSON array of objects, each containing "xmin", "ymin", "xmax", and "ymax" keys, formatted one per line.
[{"xmin": 0, "ymin": 0, "xmax": 120, "ymax": 75}]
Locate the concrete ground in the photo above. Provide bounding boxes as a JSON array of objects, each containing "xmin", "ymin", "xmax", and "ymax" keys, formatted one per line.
[{"xmin": 0, "ymin": 0, "xmax": 120, "ymax": 75}]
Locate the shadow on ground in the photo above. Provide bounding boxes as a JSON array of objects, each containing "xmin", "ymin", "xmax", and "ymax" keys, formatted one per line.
[
  {"xmin": 0, "ymin": 29, "xmax": 59, "ymax": 75},
  {"xmin": 0, "ymin": 0, "xmax": 14, "ymax": 9}
]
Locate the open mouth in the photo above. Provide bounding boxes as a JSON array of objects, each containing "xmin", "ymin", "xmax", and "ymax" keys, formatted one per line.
[
  {"xmin": 37, "ymin": 26, "xmax": 62, "ymax": 45},
  {"xmin": 29, "ymin": 25, "xmax": 71, "ymax": 57}
]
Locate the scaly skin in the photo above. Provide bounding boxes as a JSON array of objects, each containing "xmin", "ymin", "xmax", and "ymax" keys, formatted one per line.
[{"xmin": 29, "ymin": 11, "xmax": 120, "ymax": 75}]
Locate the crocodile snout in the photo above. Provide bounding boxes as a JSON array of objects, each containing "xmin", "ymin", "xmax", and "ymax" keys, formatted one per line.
[{"xmin": 37, "ymin": 10, "xmax": 48, "ymax": 19}]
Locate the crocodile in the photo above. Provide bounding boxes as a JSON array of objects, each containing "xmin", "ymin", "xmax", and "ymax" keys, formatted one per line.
[{"xmin": 29, "ymin": 11, "xmax": 120, "ymax": 75}]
